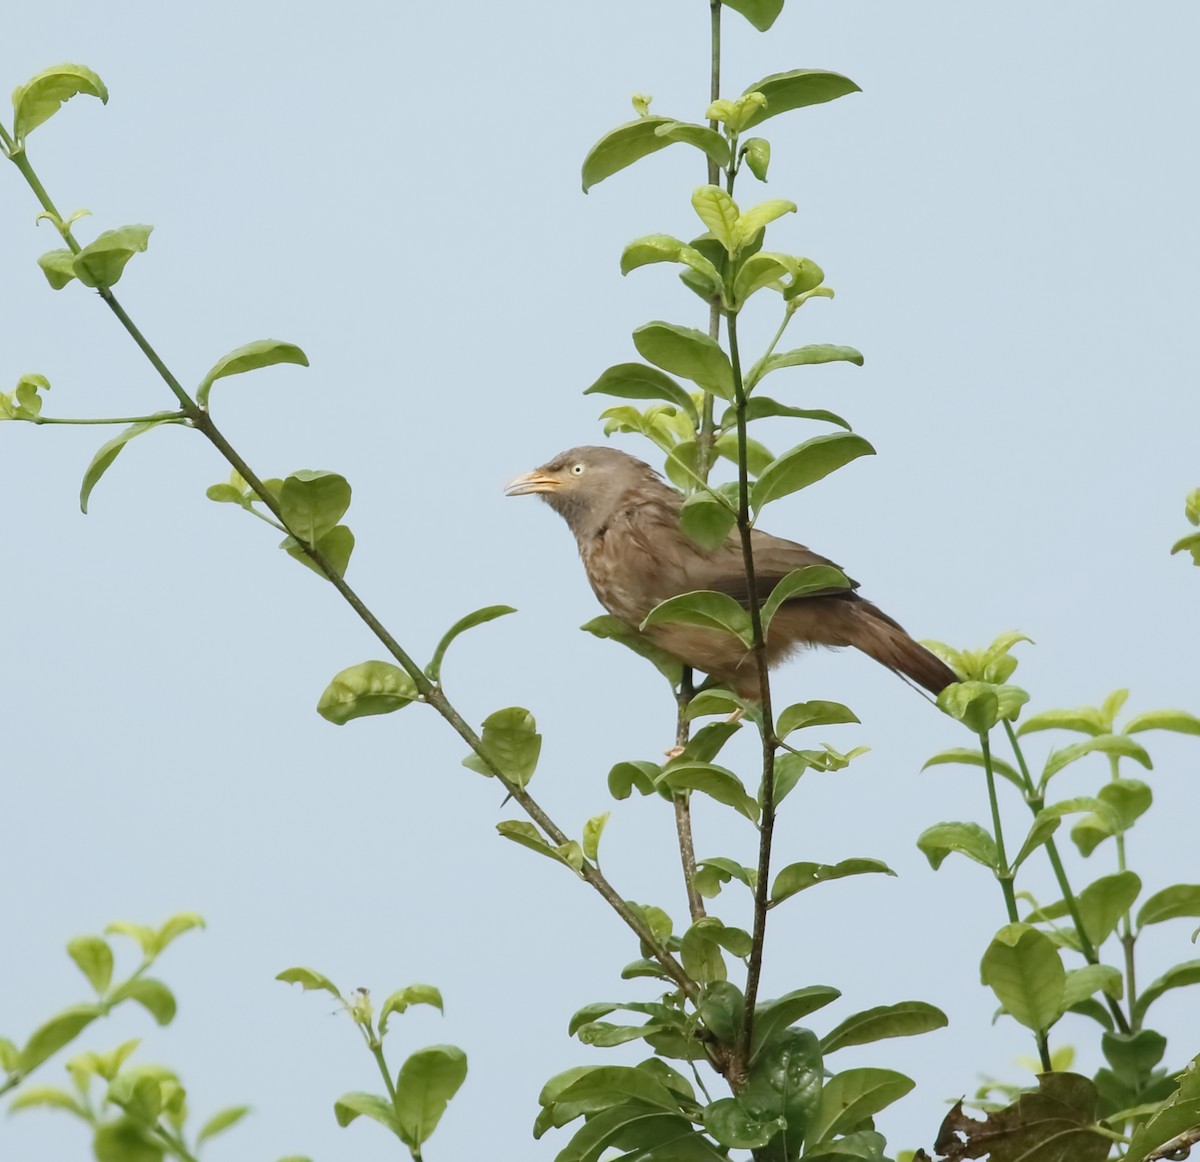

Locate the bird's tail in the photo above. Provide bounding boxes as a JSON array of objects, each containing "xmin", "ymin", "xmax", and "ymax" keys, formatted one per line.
[{"xmin": 845, "ymin": 600, "xmax": 958, "ymax": 696}]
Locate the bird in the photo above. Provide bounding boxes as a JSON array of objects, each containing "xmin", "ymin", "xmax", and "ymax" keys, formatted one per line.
[{"xmin": 505, "ymin": 445, "xmax": 957, "ymax": 701}]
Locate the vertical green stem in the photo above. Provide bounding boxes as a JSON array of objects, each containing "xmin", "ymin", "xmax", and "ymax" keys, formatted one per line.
[
  {"xmin": 1003, "ymin": 723, "xmax": 1132, "ymax": 1034},
  {"xmin": 728, "ymin": 311, "xmax": 777, "ymax": 1078},
  {"xmin": 980, "ymin": 731, "xmax": 1019, "ymax": 923},
  {"xmin": 697, "ymin": 0, "xmax": 723, "ymax": 479},
  {"xmin": 1108, "ymin": 754, "xmax": 1139, "ymax": 1021}
]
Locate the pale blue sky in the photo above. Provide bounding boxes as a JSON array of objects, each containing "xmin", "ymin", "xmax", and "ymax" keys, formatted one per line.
[{"xmin": 2, "ymin": 3, "xmax": 1198, "ymax": 1159}]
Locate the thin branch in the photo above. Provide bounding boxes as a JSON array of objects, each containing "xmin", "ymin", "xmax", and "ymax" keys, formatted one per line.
[{"xmin": 727, "ymin": 311, "xmax": 777, "ymax": 1080}]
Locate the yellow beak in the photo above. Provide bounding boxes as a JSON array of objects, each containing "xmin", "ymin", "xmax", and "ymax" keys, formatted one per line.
[{"xmin": 504, "ymin": 470, "xmax": 562, "ymax": 496}]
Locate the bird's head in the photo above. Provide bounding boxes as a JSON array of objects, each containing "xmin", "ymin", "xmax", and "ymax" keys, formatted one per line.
[{"xmin": 504, "ymin": 445, "xmax": 664, "ymax": 539}]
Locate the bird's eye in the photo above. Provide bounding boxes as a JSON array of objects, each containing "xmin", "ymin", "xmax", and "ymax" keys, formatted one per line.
[{"xmin": 570, "ymin": 463, "xmax": 585, "ymax": 476}]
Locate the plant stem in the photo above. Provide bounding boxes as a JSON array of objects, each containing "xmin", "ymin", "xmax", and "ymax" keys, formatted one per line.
[
  {"xmin": 370, "ymin": 1042, "xmax": 398, "ymax": 1104},
  {"xmin": 727, "ymin": 311, "xmax": 777, "ymax": 1080},
  {"xmin": 3, "ymin": 145, "xmax": 699, "ymax": 1006},
  {"xmin": 1108, "ymin": 754, "xmax": 1140, "ymax": 1019},
  {"xmin": 26, "ymin": 411, "xmax": 187, "ymax": 425},
  {"xmin": 980, "ymin": 730, "xmax": 1018, "ymax": 922},
  {"xmin": 1003, "ymin": 722, "xmax": 1132, "ymax": 1034},
  {"xmin": 696, "ymin": 0, "xmax": 723, "ymax": 479},
  {"xmin": 675, "ymin": 670, "xmax": 707, "ymax": 923}
]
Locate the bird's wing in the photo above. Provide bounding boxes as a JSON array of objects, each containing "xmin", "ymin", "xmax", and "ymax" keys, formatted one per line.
[{"xmin": 680, "ymin": 528, "xmax": 861, "ymax": 604}]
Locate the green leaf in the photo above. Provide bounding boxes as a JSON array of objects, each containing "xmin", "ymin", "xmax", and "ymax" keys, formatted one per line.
[
  {"xmin": 549, "ymin": 1065, "xmax": 682, "ymax": 1122},
  {"xmin": 1041, "ymin": 734, "xmax": 1153, "ymax": 785},
  {"xmin": 582, "ymin": 813, "xmax": 610, "ymax": 862},
  {"xmin": 196, "ymin": 1106, "xmax": 251, "ymax": 1146},
  {"xmin": 751, "ymin": 986, "xmax": 841, "ymax": 1057},
  {"xmin": 739, "ymin": 70, "xmax": 862, "ymax": 130},
  {"xmin": 426, "ymin": 605, "xmax": 516, "ymax": 683},
  {"xmin": 937, "ymin": 681, "xmax": 1000, "ymax": 733},
  {"xmin": 155, "ymin": 911, "xmax": 204, "ymax": 954},
  {"xmin": 282, "ymin": 524, "xmax": 355, "ymax": 577},
  {"xmin": 980, "ymin": 923, "xmax": 1065, "ymax": 1031},
  {"xmin": 581, "ymin": 116, "xmax": 677, "ymax": 191},
  {"xmin": 379, "ymin": 985, "xmax": 444, "ymax": 1035},
  {"xmin": 917, "ymin": 821, "xmax": 999, "ymax": 871},
  {"xmin": 1062, "ymin": 965, "xmax": 1123, "ymax": 1009},
  {"xmin": 760, "ymin": 565, "xmax": 855, "ymax": 629},
  {"xmin": 681, "ymin": 917, "xmax": 752, "ymax": 983},
  {"xmin": 659, "ymin": 762, "xmax": 760, "ymax": 823},
  {"xmin": 38, "ymin": 248, "xmax": 77, "ymax": 289},
  {"xmin": 641, "ymin": 590, "xmax": 754, "ymax": 647},
  {"xmin": 72, "ymin": 224, "xmax": 153, "ymax": 288},
  {"xmin": 732, "ymin": 251, "xmax": 796, "ymax": 305},
  {"xmin": 633, "ymin": 321, "xmax": 734, "ymax": 399},
  {"xmin": 1124, "ymin": 709, "xmax": 1200, "ymax": 736},
  {"xmin": 393, "ymin": 1044, "xmax": 467, "ymax": 1148},
  {"xmin": 776, "ymin": 700, "xmax": 859, "ymax": 737},
  {"xmin": 585, "ymin": 362, "xmax": 699, "ymax": 425},
  {"xmin": 922, "ymin": 747, "xmax": 1024, "ymax": 791},
  {"xmin": 742, "ymin": 137, "xmax": 771, "ymax": 181},
  {"xmin": 1125, "ymin": 1053, "xmax": 1200, "ymax": 1162},
  {"xmin": 808, "ymin": 1068, "xmax": 914, "ymax": 1145},
  {"xmin": 496, "ymin": 821, "xmax": 583, "ymax": 873},
  {"xmin": 1018, "ymin": 707, "xmax": 1107, "ymax": 736},
  {"xmin": 0, "ymin": 1037, "xmax": 21, "ymax": 1071},
  {"xmin": 317, "ymin": 660, "xmax": 419, "ymax": 724},
  {"xmin": 695, "ymin": 857, "xmax": 756, "ymax": 898},
  {"xmin": 752, "ymin": 432, "xmax": 875, "ymax": 509},
  {"xmin": 1076, "ymin": 870, "xmax": 1142, "ymax": 945},
  {"xmin": 581, "ymin": 615, "xmax": 683, "ymax": 686},
  {"xmin": 196, "ymin": 339, "xmax": 309, "ymax": 409},
  {"xmin": 105, "ymin": 920, "xmax": 157, "ymax": 955},
  {"xmin": 820, "ymin": 1002, "xmax": 947, "ymax": 1054},
  {"xmin": 276, "ymin": 966, "xmax": 344, "ymax": 1000},
  {"xmin": 93, "ymin": 1117, "xmax": 164, "ymax": 1162},
  {"xmin": 750, "ymin": 344, "xmax": 864, "ymax": 388},
  {"xmin": 771, "ymin": 858, "xmax": 894, "ymax": 905},
  {"xmin": 1171, "ymin": 531, "xmax": 1200, "ymax": 562},
  {"xmin": 734, "ymin": 199, "xmax": 797, "ymax": 251},
  {"xmin": 66, "ymin": 935, "xmax": 113, "ymax": 994},
  {"xmin": 725, "ymin": 395, "xmax": 851, "ymax": 430},
  {"xmin": 714, "ymin": 431, "xmax": 775, "ymax": 476},
  {"xmin": 462, "ymin": 707, "xmax": 541, "ymax": 785},
  {"xmin": 1011, "ymin": 813, "xmax": 1061, "ymax": 871},
  {"xmin": 722, "ymin": 0, "xmax": 785, "ymax": 32},
  {"xmin": 741, "ymin": 1028, "xmax": 824, "ymax": 1150},
  {"xmin": 654, "ymin": 121, "xmax": 731, "ymax": 167},
  {"xmin": 1138, "ymin": 884, "xmax": 1200, "ymax": 928},
  {"xmin": 691, "ymin": 186, "xmax": 739, "ymax": 253},
  {"xmin": 557, "ymin": 1103, "xmax": 726, "ymax": 1161},
  {"xmin": 12, "ymin": 64, "xmax": 108, "ymax": 139},
  {"xmin": 279, "ymin": 470, "xmax": 351, "ymax": 543},
  {"xmin": 608, "ymin": 759, "xmax": 661, "ymax": 799},
  {"xmin": 1133, "ymin": 960, "xmax": 1200, "ymax": 1024},
  {"xmin": 333, "ymin": 1090, "xmax": 402, "ymax": 1135},
  {"xmin": 620, "ymin": 233, "xmax": 725, "ymax": 299},
  {"xmin": 679, "ymin": 488, "xmax": 738, "ymax": 551},
  {"xmin": 1098, "ymin": 778, "xmax": 1152, "ymax": 830},
  {"xmin": 6, "ymin": 1084, "xmax": 87, "ymax": 1116},
  {"xmin": 803, "ymin": 1131, "xmax": 888, "ymax": 1162},
  {"xmin": 110, "ymin": 977, "xmax": 176, "ymax": 1025},
  {"xmin": 704, "ymin": 1097, "xmax": 780, "ymax": 1149},
  {"xmin": 80, "ymin": 417, "xmax": 181, "ymax": 514},
  {"xmin": 21, "ymin": 1004, "xmax": 104, "ymax": 1071}
]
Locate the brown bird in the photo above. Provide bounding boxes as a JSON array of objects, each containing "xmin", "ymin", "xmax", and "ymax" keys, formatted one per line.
[{"xmin": 505, "ymin": 445, "xmax": 957, "ymax": 700}]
